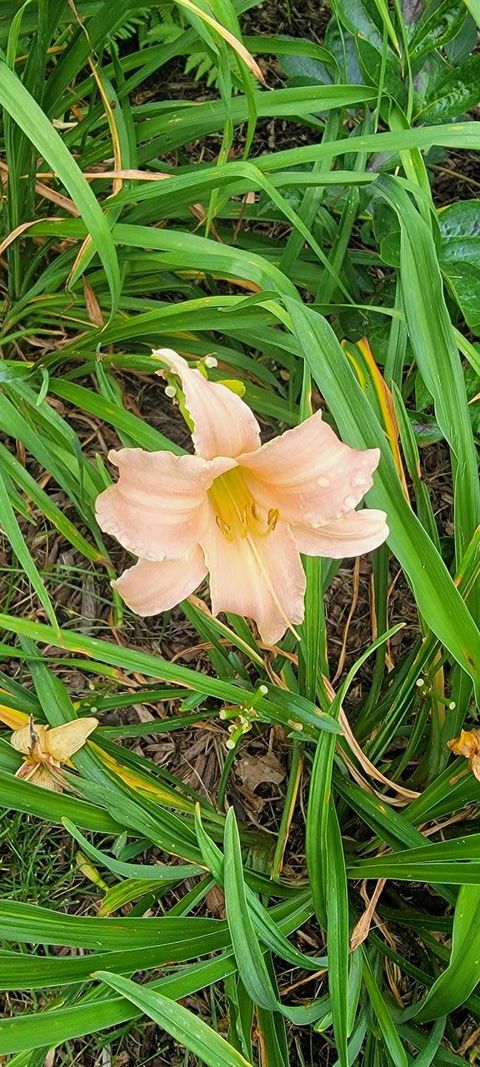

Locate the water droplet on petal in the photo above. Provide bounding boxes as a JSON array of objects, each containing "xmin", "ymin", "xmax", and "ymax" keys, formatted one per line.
[
  {"xmin": 344, "ymin": 495, "xmax": 356, "ymax": 509},
  {"xmin": 317, "ymin": 475, "xmax": 330, "ymax": 488},
  {"xmin": 353, "ymin": 472, "xmax": 367, "ymax": 487}
]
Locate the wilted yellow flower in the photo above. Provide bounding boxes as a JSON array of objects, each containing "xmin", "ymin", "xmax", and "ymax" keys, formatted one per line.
[
  {"xmin": 10, "ymin": 717, "xmax": 98, "ymax": 791},
  {"xmin": 448, "ymin": 729, "xmax": 480, "ymax": 781}
]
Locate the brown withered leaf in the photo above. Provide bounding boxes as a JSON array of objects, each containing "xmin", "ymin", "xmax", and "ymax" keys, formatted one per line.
[
  {"xmin": 83, "ymin": 277, "xmax": 104, "ymax": 328},
  {"xmin": 236, "ymin": 753, "xmax": 285, "ymax": 792},
  {"xmin": 205, "ymin": 885, "xmax": 225, "ymax": 918}
]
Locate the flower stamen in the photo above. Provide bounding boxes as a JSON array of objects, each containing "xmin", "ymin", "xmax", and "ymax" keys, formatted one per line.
[
  {"xmin": 216, "ymin": 515, "xmax": 234, "ymax": 540},
  {"xmin": 210, "ymin": 469, "xmax": 274, "ymax": 541}
]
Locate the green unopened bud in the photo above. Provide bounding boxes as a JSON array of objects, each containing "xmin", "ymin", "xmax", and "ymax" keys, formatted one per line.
[{"xmin": 218, "ymin": 378, "xmax": 246, "ymax": 397}]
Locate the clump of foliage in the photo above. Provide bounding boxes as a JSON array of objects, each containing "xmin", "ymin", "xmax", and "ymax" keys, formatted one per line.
[{"xmin": 0, "ymin": 0, "xmax": 479, "ymax": 1064}]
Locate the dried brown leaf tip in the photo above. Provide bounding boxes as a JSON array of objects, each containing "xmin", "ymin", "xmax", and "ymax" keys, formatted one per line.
[{"xmin": 448, "ymin": 730, "xmax": 480, "ymax": 781}]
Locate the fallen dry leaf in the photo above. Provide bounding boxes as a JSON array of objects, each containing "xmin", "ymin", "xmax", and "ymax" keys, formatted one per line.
[
  {"xmin": 205, "ymin": 885, "xmax": 225, "ymax": 918},
  {"xmin": 236, "ymin": 753, "xmax": 285, "ymax": 792}
]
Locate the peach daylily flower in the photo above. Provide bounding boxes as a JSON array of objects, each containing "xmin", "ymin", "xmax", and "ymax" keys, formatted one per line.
[{"xmin": 96, "ymin": 349, "xmax": 388, "ymax": 644}]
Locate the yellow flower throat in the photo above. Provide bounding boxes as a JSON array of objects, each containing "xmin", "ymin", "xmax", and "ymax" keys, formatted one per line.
[{"xmin": 209, "ymin": 468, "xmax": 278, "ymax": 541}]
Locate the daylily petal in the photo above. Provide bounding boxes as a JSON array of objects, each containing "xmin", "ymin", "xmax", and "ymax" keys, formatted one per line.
[
  {"xmin": 448, "ymin": 730, "xmax": 480, "ymax": 759},
  {"xmin": 201, "ymin": 517, "xmax": 306, "ymax": 645},
  {"xmin": 113, "ymin": 546, "xmax": 207, "ymax": 616},
  {"xmin": 46, "ymin": 718, "xmax": 98, "ymax": 762},
  {"xmin": 154, "ymin": 348, "xmax": 261, "ymax": 460},
  {"xmin": 25, "ymin": 764, "xmax": 60, "ymax": 791},
  {"xmin": 292, "ymin": 509, "xmax": 388, "ymax": 558},
  {"xmin": 448, "ymin": 730, "xmax": 480, "ymax": 782},
  {"xmin": 96, "ymin": 449, "xmax": 233, "ymax": 561},
  {"xmin": 10, "ymin": 724, "xmax": 33, "ymax": 756},
  {"xmin": 240, "ymin": 411, "xmax": 380, "ymax": 526},
  {"xmin": 10, "ymin": 721, "xmax": 47, "ymax": 756},
  {"xmin": 15, "ymin": 760, "xmax": 36, "ymax": 780}
]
